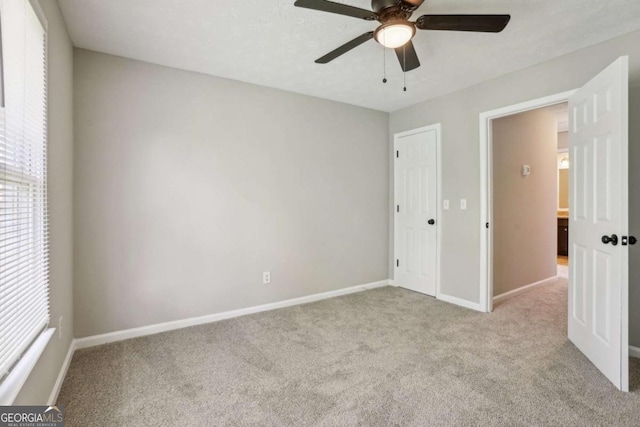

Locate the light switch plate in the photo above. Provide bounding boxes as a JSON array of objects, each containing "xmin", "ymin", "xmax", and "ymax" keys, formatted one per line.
[
  {"xmin": 443, "ymin": 200, "xmax": 449, "ymax": 210},
  {"xmin": 460, "ymin": 199, "xmax": 467, "ymax": 210}
]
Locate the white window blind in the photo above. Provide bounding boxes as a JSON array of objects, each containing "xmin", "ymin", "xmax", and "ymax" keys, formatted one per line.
[{"xmin": 0, "ymin": 0, "xmax": 49, "ymax": 382}]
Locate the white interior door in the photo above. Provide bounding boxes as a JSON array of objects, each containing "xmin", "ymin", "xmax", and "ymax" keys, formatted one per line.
[
  {"xmin": 394, "ymin": 126, "xmax": 438, "ymax": 296},
  {"xmin": 568, "ymin": 56, "xmax": 629, "ymax": 391}
]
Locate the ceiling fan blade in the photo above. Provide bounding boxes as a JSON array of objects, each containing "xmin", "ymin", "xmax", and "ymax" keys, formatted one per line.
[
  {"xmin": 295, "ymin": 0, "xmax": 377, "ymax": 20},
  {"xmin": 395, "ymin": 41, "xmax": 421, "ymax": 72},
  {"xmin": 316, "ymin": 32, "xmax": 374, "ymax": 64},
  {"xmin": 416, "ymin": 14, "xmax": 511, "ymax": 32}
]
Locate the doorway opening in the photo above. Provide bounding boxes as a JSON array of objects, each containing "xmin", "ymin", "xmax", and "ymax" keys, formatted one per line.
[
  {"xmin": 479, "ymin": 90, "xmax": 576, "ymax": 313},
  {"xmin": 489, "ymin": 102, "xmax": 569, "ymax": 306}
]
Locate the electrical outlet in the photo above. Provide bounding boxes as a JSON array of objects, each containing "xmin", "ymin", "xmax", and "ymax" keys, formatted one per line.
[
  {"xmin": 263, "ymin": 271, "xmax": 271, "ymax": 284},
  {"xmin": 443, "ymin": 200, "xmax": 449, "ymax": 210},
  {"xmin": 58, "ymin": 316, "xmax": 63, "ymax": 340}
]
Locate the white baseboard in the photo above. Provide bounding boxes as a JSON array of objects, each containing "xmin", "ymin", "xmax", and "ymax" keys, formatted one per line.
[
  {"xmin": 437, "ymin": 293, "xmax": 484, "ymax": 312},
  {"xmin": 47, "ymin": 339, "xmax": 76, "ymax": 405},
  {"xmin": 493, "ymin": 276, "xmax": 558, "ymax": 304},
  {"xmin": 630, "ymin": 346, "xmax": 640, "ymax": 359},
  {"xmin": 75, "ymin": 280, "xmax": 391, "ymax": 350}
]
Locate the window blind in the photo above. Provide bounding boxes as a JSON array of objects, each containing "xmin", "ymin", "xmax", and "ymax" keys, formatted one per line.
[{"xmin": 0, "ymin": 0, "xmax": 49, "ymax": 382}]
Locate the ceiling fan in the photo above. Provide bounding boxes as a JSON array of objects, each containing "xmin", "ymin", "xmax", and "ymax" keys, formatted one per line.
[{"xmin": 294, "ymin": 0, "xmax": 511, "ymax": 72}]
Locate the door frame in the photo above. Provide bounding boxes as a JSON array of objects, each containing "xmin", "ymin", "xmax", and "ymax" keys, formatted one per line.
[
  {"xmin": 557, "ymin": 148, "xmax": 569, "ymax": 214},
  {"xmin": 479, "ymin": 90, "xmax": 577, "ymax": 313},
  {"xmin": 393, "ymin": 123, "xmax": 442, "ymax": 298}
]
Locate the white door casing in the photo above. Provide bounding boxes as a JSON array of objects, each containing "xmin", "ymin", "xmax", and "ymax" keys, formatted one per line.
[
  {"xmin": 479, "ymin": 90, "xmax": 577, "ymax": 313},
  {"xmin": 568, "ymin": 56, "xmax": 629, "ymax": 391},
  {"xmin": 394, "ymin": 125, "xmax": 439, "ymax": 296}
]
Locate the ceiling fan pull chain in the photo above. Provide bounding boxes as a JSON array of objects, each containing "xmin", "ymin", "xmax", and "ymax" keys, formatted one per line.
[
  {"xmin": 403, "ymin": 45, "xmax": 407, "ymax": 92},
  {"xmin": 382, "ymin": 45, "xmax": 387, "ymax": 83}
]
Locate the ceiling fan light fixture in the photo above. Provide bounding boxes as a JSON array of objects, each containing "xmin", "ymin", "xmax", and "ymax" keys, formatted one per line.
[{"xmin": 374, "ymin": 22, "xmax": 415, "ymax": 49}]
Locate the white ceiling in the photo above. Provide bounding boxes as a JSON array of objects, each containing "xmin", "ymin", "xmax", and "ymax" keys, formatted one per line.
[{"xmin": 57, "ymin": 0, "xmax": 640, "ymax": 112}]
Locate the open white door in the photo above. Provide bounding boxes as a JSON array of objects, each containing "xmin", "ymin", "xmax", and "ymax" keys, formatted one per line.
[
  {"xmin": 568, "ymin": 57, "xmax": 629, "ymax": 391},
  {"xmin": 394, "ymin": 126, "xmax": 439, "ymax": 296}
]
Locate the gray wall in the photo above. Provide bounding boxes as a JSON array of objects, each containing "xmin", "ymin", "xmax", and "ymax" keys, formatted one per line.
[
  {"xmin": 73, "ymin": 49, "xmax": 389, "ymax": 338},
  {"xmin": 492, "ymin": 108, "xmax": 558, "ymax": 297},
  {"xmin": 15, "ymin": 0, "xmax": 74, "ymax": 404},
  {"xmin": 389, "ymin": 29, "xmax": 640, "ymax": 346}
]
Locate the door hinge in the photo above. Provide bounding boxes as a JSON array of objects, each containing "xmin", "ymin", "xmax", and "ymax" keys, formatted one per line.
[
  {"xmin": 486, "ymin": 222, "xmax": 490, "ymax": 229},
  {"xmin": 396, "ymin": 150, "xmax": 399, "ymax": 158},
  {"xmin": 397, "ymin": 205, "xmax": 400, "ymax": 213},
  {"xmin": 396, "ymin": 259, "xmax": 399, "ymax": 267}
]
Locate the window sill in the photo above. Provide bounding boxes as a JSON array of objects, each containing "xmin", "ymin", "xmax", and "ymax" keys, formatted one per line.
[{"xmin": 0, "ymin": 328, "xmax": 55, "ymax": 405}]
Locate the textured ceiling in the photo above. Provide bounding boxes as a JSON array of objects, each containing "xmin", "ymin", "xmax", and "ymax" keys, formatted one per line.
[{"xmin": 58, "ymin": 0, "xmax": 640, "ymax": 112}]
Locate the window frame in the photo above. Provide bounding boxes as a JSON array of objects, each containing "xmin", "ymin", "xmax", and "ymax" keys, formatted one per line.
[{"xmin": 0, "ymin": 0, "xmax": 54, "ymax": 405}]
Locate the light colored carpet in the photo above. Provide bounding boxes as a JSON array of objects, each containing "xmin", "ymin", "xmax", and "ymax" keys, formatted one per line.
[
  {"xmin": 557, "ymin": 264, "xmax": 568, "ymax": 279},
  {"xmin": 58, "ymin": 279, "xmax": 640, "ymax": 426}
]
